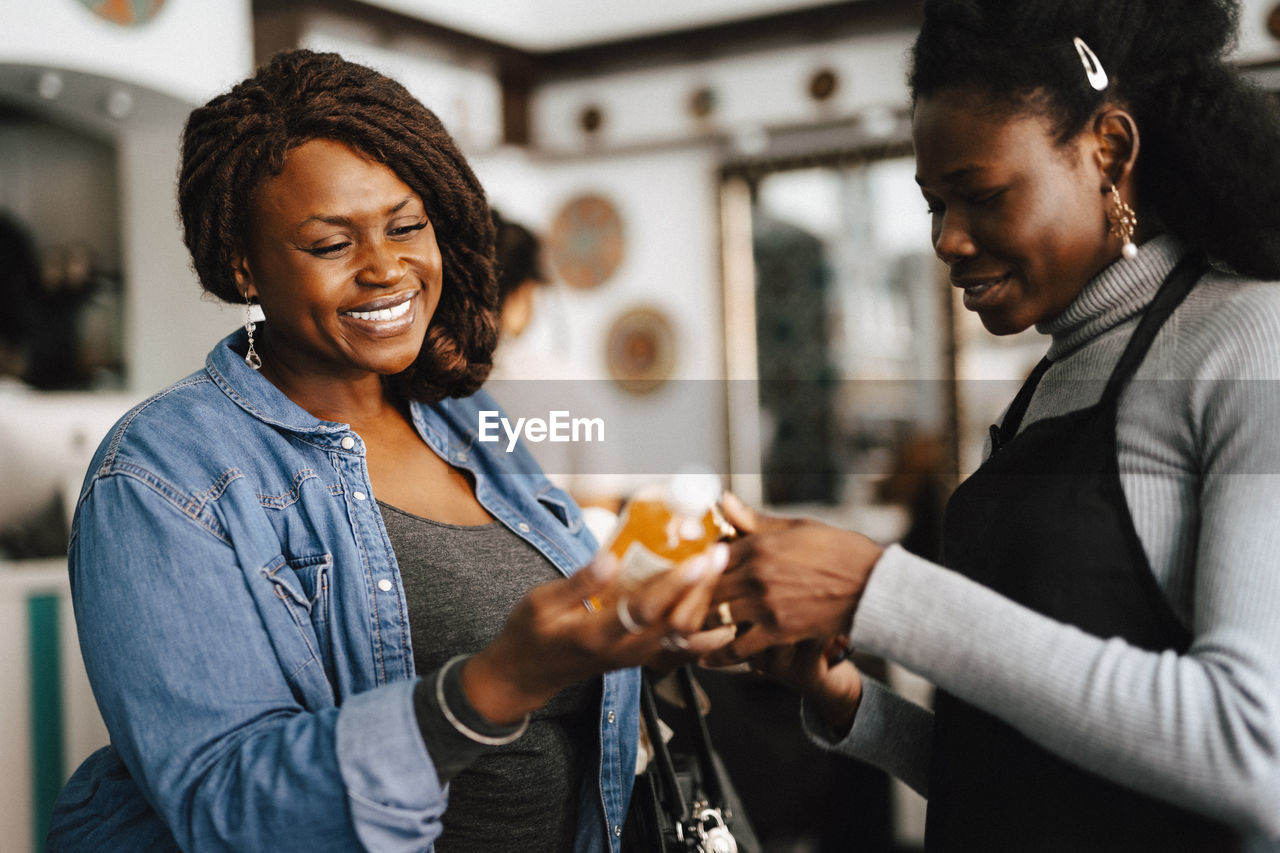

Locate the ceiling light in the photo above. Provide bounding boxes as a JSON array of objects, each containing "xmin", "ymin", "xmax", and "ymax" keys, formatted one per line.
[
  {"xmin": 36, "ymin": 71, "xmax": 64, "ymax": 100},
  {"xmin": 105, "ymin": 88, "xmax": 134, "ymax": 120}
]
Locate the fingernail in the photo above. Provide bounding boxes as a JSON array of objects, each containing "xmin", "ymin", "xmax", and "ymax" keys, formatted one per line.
[
  {"xmin": 722, "ymin": 491, "xmax": 745, "ymax": 514},
  {"xmin": 707, "ymin": 625, "xmax": 737, "ymax": 645},
  {"xmin": 710, "ymin": 542, "xmax": 729, "ymax": 573},
  {"xmin": 682, "ymin": 553, "xmax": 712, "ymax": 582},
  {"xmin": 590, "ymin": 553, "xmax": 619, "ymax": 582}
]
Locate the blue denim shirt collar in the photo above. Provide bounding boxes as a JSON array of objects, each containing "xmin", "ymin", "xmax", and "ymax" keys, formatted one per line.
[{"xmin": 206, "ymin": 327, "xmax": 356, "ymax": 438}]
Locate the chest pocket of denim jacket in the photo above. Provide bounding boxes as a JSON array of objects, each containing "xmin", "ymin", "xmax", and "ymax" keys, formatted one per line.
[
  {"xmin": 536, "ymin": 484, "xmax": 584, "ymax": 535},
  {"xmin": 262, "ymin": 552, "xmax": 336, "ymax": 694}
]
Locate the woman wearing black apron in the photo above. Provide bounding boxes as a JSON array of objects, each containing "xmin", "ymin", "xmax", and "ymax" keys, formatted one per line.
[{"xmin": 708, "ymin": 1, "xmax": 1280, "ymax": 849}]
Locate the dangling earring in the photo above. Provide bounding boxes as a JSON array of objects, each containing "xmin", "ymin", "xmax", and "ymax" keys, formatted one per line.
[
  {"xmin": 1107, "ymin": 185, "xmax": 1138, "ymax": 261},
  {"xmin": 243, "ymin": 292, "xmax": 262, "ymax": 370}
]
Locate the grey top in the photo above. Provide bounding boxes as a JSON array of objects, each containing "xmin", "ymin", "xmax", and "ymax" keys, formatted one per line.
[
  {"xmin": 806, "ymin": 236, "xmax": 1280, "ymax": 842},
  {"xmin": 379, "ymin": 502, "xmax": 599, "ymax": 853}
]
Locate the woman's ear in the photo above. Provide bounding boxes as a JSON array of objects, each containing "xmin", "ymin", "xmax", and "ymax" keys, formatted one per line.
[
  {"xmin": 232, "ymin": 251, "xmax": 256, "ymax": 301},
  {"xmin": 1094, "ymin": 107, "xmax": 1141, "ymax": 191}
]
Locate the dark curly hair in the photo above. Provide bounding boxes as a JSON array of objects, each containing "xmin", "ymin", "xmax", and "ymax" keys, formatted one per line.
[
  {"xmin": 178, "ymin": 49, "xmax": 498, "ymax": 402},
  {"xmin": 909, "ymin": 0, "xmax": 1280, "ymax": 280}
]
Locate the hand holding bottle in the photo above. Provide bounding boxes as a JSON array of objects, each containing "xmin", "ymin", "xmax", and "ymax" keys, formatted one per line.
[
  {"xmin": 708, "ymin": 492, "xmax": 885, "ymax": 662},
  {"xmin": 464, "ymin": 544, "xmax": 729, "ymax": 725}
]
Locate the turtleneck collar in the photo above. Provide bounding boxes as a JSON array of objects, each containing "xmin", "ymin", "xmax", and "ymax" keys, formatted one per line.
[{"xmin": 1038, "ymin": 234, "xmax": 1188, "ymax": 361}]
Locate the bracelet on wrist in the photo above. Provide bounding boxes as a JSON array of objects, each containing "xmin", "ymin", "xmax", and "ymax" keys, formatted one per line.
[{"xmin": 436, "ymin": 654, "xmax": 530, "ymax": 746}]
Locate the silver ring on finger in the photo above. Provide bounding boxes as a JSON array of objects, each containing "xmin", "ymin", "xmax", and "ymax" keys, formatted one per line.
[
  {"xmin": 617, "ymin": 596, "xmax": 645, "ymax": 635},
  {"xmin": 659, "ymin": 632, "xmax": 691, "ymax": 652}
]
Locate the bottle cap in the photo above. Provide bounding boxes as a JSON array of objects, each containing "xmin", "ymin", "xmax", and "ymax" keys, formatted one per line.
[{"xmin": 667, "ymin": 465, "xmax": 721, "ymax": 517}]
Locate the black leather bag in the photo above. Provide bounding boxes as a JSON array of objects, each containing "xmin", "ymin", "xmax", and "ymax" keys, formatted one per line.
[{"xmin": 622, "ymin": 666, "xmax": 759, "ymax": 853}]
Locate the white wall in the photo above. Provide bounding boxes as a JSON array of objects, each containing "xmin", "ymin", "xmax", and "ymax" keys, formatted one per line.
[
  {"xmin": 532, "ymin": 32, "xmax": 912, "ymax": 154},
  {"xmin": 116, "ymin": 112, "xmax": 242, "ymax": 394},
  {"xmin": 1235, "ymin": 0, "xmax": 1280, "ymax": 64},
  {"xmin": 301, "ymin": 19, "xmax": 506, "ymax": 153},
  {"xmin": 474, "ymin": 144, "xmax": 729, "ymax": 497},
  {"xmin": 0, "ymin": 0, "xmax": 253, "ymax": 105}
]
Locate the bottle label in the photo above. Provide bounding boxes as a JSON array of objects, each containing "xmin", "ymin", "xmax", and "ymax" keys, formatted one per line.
[{"xmin": 619, "ymin": 540, "xmax": 676, "ymax": 586}]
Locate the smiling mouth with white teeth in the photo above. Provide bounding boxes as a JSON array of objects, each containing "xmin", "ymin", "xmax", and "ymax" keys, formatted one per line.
[{"xmin": 344, "ymin": 294, "xmax": 414, "ymax": 322}]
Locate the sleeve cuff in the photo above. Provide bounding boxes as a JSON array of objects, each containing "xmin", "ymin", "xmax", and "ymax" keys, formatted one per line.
[
  {"xmin": 801, "ymin": 675, "xmax": 933, "ymax": 797},
  {"xmin": 334, "ymin": 678, "xmax": 447, "ymax": 850}
]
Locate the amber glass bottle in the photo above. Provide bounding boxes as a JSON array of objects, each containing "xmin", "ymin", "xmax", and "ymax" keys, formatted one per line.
[{"xmin": 605, "ymin": 468, "xmax": 727, "ymax": 588}]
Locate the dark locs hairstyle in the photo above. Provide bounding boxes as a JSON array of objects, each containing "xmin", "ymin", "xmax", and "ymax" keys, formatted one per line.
[
  {"xmin": 178, "ymin": 49, "xmax": 498, "ymax": 402},
  {"xmin": 909, "ymin": 0, "xmax": 1280, "ymax": 280},
  {"xmin": 491, "ymin": 208, "xmax": 546, "ymax": 307}
]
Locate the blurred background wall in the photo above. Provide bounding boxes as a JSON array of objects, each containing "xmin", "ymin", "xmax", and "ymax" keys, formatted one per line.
[{"xmin": 3, "ymin": 2, "xmax": 1280, "ymax": 851}]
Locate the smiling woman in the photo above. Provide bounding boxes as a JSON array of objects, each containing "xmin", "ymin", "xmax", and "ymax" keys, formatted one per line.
[
  {"xmin": 44, "ymin": 50, "xmax": 732, "ymax": 853},
  {"xmin": 235, "ymin": 139, "xmax": 445, "ymax": 391},
  {"xmin": 913, "ymin": 88, "xmax": 1121, "ymax": 335},
  {"xmin": 707, "ymin": 1, "xmax": 1280, "ymax": 850}
]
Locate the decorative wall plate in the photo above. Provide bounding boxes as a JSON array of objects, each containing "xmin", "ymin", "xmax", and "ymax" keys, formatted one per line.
[
  {"xmin": 605, "ymin": 306, "xmax": 676, "ymax": 394},
  {"xmin": 578, "ymin": 104, "xmax": 604, "ymax": 134},
  {"xmin": 688, "ymin": 86, "xmax": 716, "ymax": 119},
  {"xmin": 548, "ymin": 194, "xmax": 623, "ymax": 290},
  {"xmin": 807, "ymin": 67, "xmax": 839, "ymax": 102},
  {"xmin": 78, "ymin": 0, "xmax": 167, "ymax": 26}
]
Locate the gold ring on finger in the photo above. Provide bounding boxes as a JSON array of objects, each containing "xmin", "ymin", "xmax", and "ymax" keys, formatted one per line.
[{"xmin": 717, "ymin": 601, "xmax": 735, "ymax": 627}]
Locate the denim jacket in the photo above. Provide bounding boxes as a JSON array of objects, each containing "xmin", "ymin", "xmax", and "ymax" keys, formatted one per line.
[{"xmin": 47, "ymin": 329, "xmax": 641, "ymax": 853}]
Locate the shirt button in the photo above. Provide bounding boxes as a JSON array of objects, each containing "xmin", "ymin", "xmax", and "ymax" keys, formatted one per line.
[
  {"xmin": 353, "ymin": 491, "xmax": 367, "ymax": 501},
  {"xmin": 518, "ymin": 522, "xmax": 530, "ymax": 533},
  {"xmin": 377, "ymin": 579, "xmax": 393, "ymax": 592},
  {"xmin": 614, "ymin": 825, "xmax": 622, "ymax": 837},
  {"xmin": 456, "ymin": 451, "xmax": 468, "ymax": 462},
  {"xmin": 607, "ymin": 710, "xmax": 616, "ymax": 724},
  {"xmin": 341, "ymin": 436, "xmax": 355, "ymax": 450}
]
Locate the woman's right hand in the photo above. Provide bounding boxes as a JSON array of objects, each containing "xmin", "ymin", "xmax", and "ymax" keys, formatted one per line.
[
  {"xmin": 750, "ymin": 637, "xmax": 864, "ymax": 737},
  {"xmin": 463, "ymin": 544, "xmax": 731, "ymax": 725}
]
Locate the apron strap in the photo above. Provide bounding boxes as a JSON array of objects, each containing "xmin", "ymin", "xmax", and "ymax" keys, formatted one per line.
[
  {"xmin": 991, "ymin": 251, "xmax": 1209, "ymax": 452},
  {"xmin": 991, "ymin": 356, "xmax": 1053, "ymax": 453},
  {"xmin": 1100, "ymin": 252, "xmax": 1209, "ymax": 406}
]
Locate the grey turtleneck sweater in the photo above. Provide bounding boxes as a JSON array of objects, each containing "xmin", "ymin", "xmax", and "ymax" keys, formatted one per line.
[{"xmin": 807, "ymin": 236, "xmax": 1280, "ymax": 841}]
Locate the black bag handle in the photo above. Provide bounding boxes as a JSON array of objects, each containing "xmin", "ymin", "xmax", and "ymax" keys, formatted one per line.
[
  {"xmin": 641, "ymin": 666, "xmax": 736, "ymax": 821},
  {"xmin": 676, "ymin": 665, "xmax": 729, "ymax": 812},
  {"xmin": 640, "ymin": 667, "xmax": 691, "ymax": 822}
]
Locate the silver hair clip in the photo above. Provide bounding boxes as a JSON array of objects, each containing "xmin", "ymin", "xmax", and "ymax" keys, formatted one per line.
[{"xmin": 1073, "ymin": 37, "xmax": 1109, "ymax": 92}]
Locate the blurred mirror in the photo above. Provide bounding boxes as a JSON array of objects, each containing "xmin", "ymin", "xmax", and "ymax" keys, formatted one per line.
[
  {"xmin": 722, "ymin": 150, "xmax": 958, "ymax": 558},
  {"xmin": 0, "ymin": 105, "xmax": 125, "ymax": 390}
]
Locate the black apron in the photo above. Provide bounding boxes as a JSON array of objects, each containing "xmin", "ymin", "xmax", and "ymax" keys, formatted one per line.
[{"xmin": 928, "ymin": 254, "xmax": 1243, "ymax": 851}]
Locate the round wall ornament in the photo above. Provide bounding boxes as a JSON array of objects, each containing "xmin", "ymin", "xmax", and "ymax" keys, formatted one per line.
[
  {"xmin": 77, "ymin": 0, "xmax": 167, "ymax": 26},
  {"xmin": 808, "ymin": 68, "xmax": 839, "ymax": 102},
  {"xmin": 1268, "ymin": 3, "xmax": 1280, "ymax": 41},
  {"xmin": 547, "ymin": 194, "xmax": 624, "ymax": 290},
  {"xmin": 605, "ymin": 306, "xmax": 676, "ymax": 394}
]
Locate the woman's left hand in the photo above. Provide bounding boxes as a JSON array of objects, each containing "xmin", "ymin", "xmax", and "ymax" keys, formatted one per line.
[
  {"xmin": 466, "ymin": 542, "xmax": 733, "ymax": 721},
  {"xmin": 707, "ymin": 493, "xmax": 885, "ymax": 662},
  {"xmin": 750, "ymin": 637, "xmax": 863, "ymax": 736}
]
